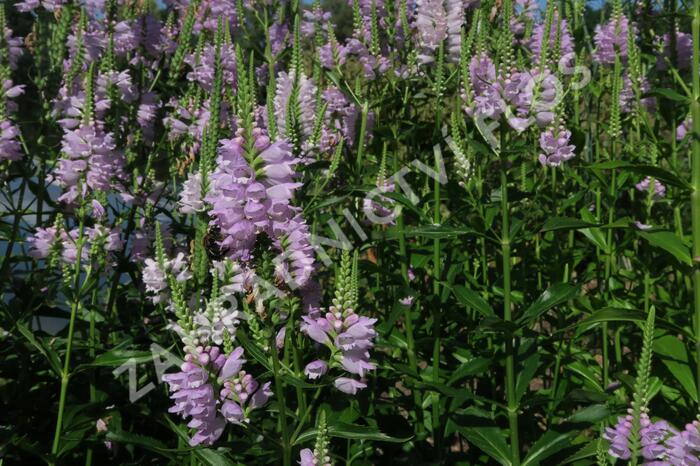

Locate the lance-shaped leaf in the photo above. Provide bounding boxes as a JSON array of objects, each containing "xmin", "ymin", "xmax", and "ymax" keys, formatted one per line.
[
  {"xmin": 453, "ymin": 284, "xmax": 495, "ymax": 317},
  {"xmin": 637, "ymin": 230, "xmax": 692, "ymax": 266},
  {"xmin": 516, "ymin": 284, "xmax": 579, "ymax": 327},
  {"xmin": 521, "ymin": 430, "xmax": 573, "ymax": 466},
  {"xmin": 458, "ymin": 427, "xmax": 512, "ymax": 466},
  {"xmin": 293, "ymin": 422, "xmax": 411, "ymax": 445}
]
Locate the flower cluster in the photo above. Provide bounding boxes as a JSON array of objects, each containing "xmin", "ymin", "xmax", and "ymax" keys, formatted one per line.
[
  {"xmin": 414, "ymin": 0, "xmax": 448, "ymax": 64},
  {"xmin": 163, "ymin": 347, "xmax": 227, "ymax": 446},
  {"xmin": 15, "ymin": 0, "xmax": 64, "ymax": 13},
  {"xmin": 298, "ymin": 409, "xmax": 333, "ymax": 465},
  {"xmin": 465, "ymin": 53, "xmax": 559, "ymax": 132},
  {"xmin": 27, "ymin": 223, "xmax": 122, "ymax": 267},
  {"xmin": 464, "ymin": 49, "xmax": 576, "ymax": 163},
  {"xmin": 656, "ymin": 30, "xmax": 693, "ymax": 70},
  {"xmin": 619, "ymin": 73, "xmax": 654, "ymax": 114},
  {"xmin": 527, "ymin": 10, "xmax": 574, "ymax": 63},
  {"xmin": 53, "ymin": 125, "xmax": 126, "ymax": 204},
  {"xmin": 593, "ymin": 13, "xmax": 633, "ymax": 65},
  {"xmin": 322, "ymin": 87, "xmax": 363, "ymax": 148},
  {"xmin": 186, "ymin": 42, "xmax": 237, "ymax": 92},
  {"xmin": 301, "ymin": 253, "xmax": 376, "ymax": 394},
  {"xmin": 142, "ymin": 252, "xmax": 192, "ymax": 304},
  {"xmin": 151, "ymin": 248, "xmax": 271, "ymax": 446},
  {"xmin": 604, "ymin": 411, "xmax": 700, "ymax": 465},
  {"xmin": 635, "ymin": 177, "xmax": 667, "ymax": 200},
  {"xmin": 538, "ymin": 125, "xmax": 575, "ymax": 167},
  {"xmin": 204, "ymin": 127, "xmax": 315, "ymax": 288},
  {"xmin": 163, "ymin": 345, "xmax": 271, "ymax": 446},
  {"xmin": 0, "ymin": 18, "xmax": 24, "ymax": 162},
  {"xmin": 301, "ymin": 305, "xmax": 377, "ymax": 394},
  {"xmin": 273, "ymin": 68, "xmax": 320, "ymax": 155}
]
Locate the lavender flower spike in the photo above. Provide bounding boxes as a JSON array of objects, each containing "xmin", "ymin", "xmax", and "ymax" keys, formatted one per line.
[
  {"xmin": 414, "ymin": 0, "xmax": 447, "ymax": 64},
  {"xmin": 528, "ymin": 11, "xmax": 574, "ymax": 63},
  {"xmin": 538, "ymin": 125, "xmax": 576, "ymax": 167},
  {"xmin": 603, "ymin": 415, "xmax": 633, "ymax": 460},
  {"xmin": 162, "ymin": 348, "xmax": 227, "ymax": 446},
  {"xmin": 635, "ymin": 177, "xmax": 666, "ymax": 200},
  {"xmin": 178, "ymin": 171, "xmax": 205, "ymax": 214},
  {"xmin": 593, "ymin": 14, "xmax": 633, "ymax": 65}
]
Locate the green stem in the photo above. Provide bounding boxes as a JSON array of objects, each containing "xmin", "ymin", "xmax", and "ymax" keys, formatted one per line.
[
  {"xmin": 602, "ymin": 329, "xmax": 610, "ymax": 387},
  {"xmin": 51, "ymin": 216, "xmax": 87, "ymax": 458},
  {"xmin": 548, "ymin": 335, "xmax": 563, "ymax": 418},
  {"xmin": 290, "ymin": 388, "xmax": 323, "ymax": 444},
  {"xmin": 549, "ymin": 229, "xmax": 575, "ymax": 417},
  {"xmin": 283, "ymin": 302, "xmax": 305, "ymax": 416},
  {"xmin": 431, "ymin": 147, "xmax": 442, "ymax": 452},
  {"xmin": 290, "ymin": 334, "xmax": 306, "ymax": 416},
  {"xmin": 535, "ymin": 234, "xmax": 542, "ymax": 290},
  {"xmin": 643, "ymin": 201, "xmax": 652, "ymax": 314},
  {"xmin": 500, "ymin": 144, "xmax": 519, "ymax": 466},
  {"xmin": 37, "ymin": 158, "xmax": 46, "ymax": 228},
  {"xmin": 393, "ymin": 134, "xmax": 423, "ymax": 434},
  {"xmin": 271, "ymin": 333, "xmax": 291, "ymax": 466},
  {"xmin": 602, "ymin": 143, "xmax": 618, "ymax": 389},
  {"xmin": 85, "ymin": 286, "xmax": 99, "ymax": 466},
  {"xmin": 691, "ymin": 0, "xmax": 700, "ymax": 405},
  {"xmin": 355, "ymin": 101, "xmax": 369, "ymax": 179}
]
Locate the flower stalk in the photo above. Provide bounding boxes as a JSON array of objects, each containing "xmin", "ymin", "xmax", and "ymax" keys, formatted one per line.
[
  {"xmin": 692, "ymin": 0, "xmax": 700, "ymax": 405},
  {"xmin": 51, "ymin": 213, "xmax": 87, "ymax": 459},
  {"xmin": 500, "ymin": 130, "xmax": 519, "ymax": 466}
]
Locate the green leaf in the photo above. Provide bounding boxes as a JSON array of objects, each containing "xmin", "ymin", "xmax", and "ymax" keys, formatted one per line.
[
  {"xmin": 478, "ymin": 316, "xmax": 517, "ymax": 335},
  {"xmin": 305, "ymin": 194, "xmax": 350, "ymax": 213},
  {"xmin": 58, "ymin": 424, "xmax": 92, "ymax": 458},
  {"xmin": 293, "ymin": 422, "xmax": 411, "ymax": 445},
  {"xmin": 377, "ymin": 190, "xmax": 428, "ymax": 220},
  {"xmin": 458, "ymin": 427, "xmax": 512, "ymax": 466},
  {"xmin": 280, "ymin": 373, "xmax": 328, "ymax": 389},
  {"xmin": 654, "ymin": 335, "xmax": 698, "ymax": 402},
  {"xmin": 448, "ymin": 357, "xmax": 493, "ymax": 386},
  {"xmin": 238, "ymin": 333, "xmax": 320, "ymax": 389},
  {"xmin": 648, "ymin": 87, "xmax": 690, "ymax": 102},
  {"xmin": 540, "ymin": 217, "xmax": 598, "ymax": 232},
  {"xmin": 453, "ymin": 284, "xmax": 495, "ymax": 317},
  {"xmin": 413, "ymin": 380, "xmax": 466, "ymax": 398},
  {"xmin": 637, "ymin": 230, "xmax": 692, "ymax": 266},
  {"xmin": 8, "ymin": 435, "xmax": 53, "ymax": 464},
  {"xmin": 516, "ymin": 284, "xmax": 579, "ymax": 327},
  {"xmin": 390, "ymin": 225, "xmax": 478, "ymax": 239},
  {"xmin": 514, "ymin": 352, "xmax": 540, "ymax": 404},
  {"xmin": 587, "ymin": 161, "xmax": 689, "ymax": 189},
  {"xmin": 566, "ymin": 361, "xmax": 603, "ymax": 392},
  {"xmin": 580, "ymin": 227, "xmax": 608, "ymax": 253},
  {"xmin": 521, "ymin": 431, "xmax": 572, "ymax": 466},
  {"xmin": 573, "ymin": 308, "xmax": 694, "ymax": 341},
  {"xmin": 105, "ymin": 430, "xmax": 177, "ymax": 458},
  {"xmin": 565, "ymin": 404, "xmax": 609, "ymax": 424},
  {"xmin": 648, "ymin": 376, "xmax": 663, "ymax": 401},
  {"xmin": 196, "ymin": 448, "xmax": 237, "ymax": 466},
  {"xmin": 16, "ymin": 322, "xmax": 62, "ymax": 376},
  {"xmin": 559, "ymin": 440, "xmax": 599, "ymax": 464},
  {"xmin": 236, "ymin": 331, "xmax": 272, "ymax": 371},
  {"xmin": 89, "ymin": 349, "xmax": 156, "ymax": 367}
]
